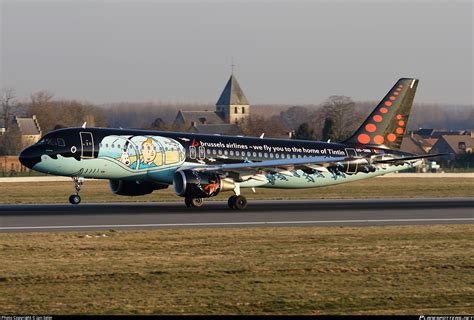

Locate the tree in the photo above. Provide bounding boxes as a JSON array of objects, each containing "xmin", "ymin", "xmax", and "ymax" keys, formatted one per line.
[
  {"xmin": 1, "ymin": 87, "xmax": 16, "ymax": 131},
  {"xmin": 293, "ymin": 122, "xmax": 315, "ymax": 140},
  {"xmin": 240, "ymin": 115, "xmax": 289, "ymax": 138},
  {"xmin": 26, "ymin": 92, "xmax": 107, "ymax": 132},
  {"xmin": 279, "ymin": 106, "xmax": 311, "ymax": 130},
  {"xmin": 320, "ymin": 95, "xmax": 358, "ymax": 141},
  {"xmin": 29, "ymin": 91, "xmax": 55, "ymax": 132},
  {"xmin": 322, "ymin": 117, "xmax": 334, "ymax": 141},
  {"xmin": 0, "ymin": 124, "xmax": 21, "ymax": 155}
]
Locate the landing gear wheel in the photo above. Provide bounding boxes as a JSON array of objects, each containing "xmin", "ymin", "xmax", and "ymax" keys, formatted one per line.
[
  {"xmin": 69, "ymin": 194, "xmax": 81, "ymax": 205},
  {"xmin": 228, "ymin": 195, "xmax": 238, "ymax": 209},
  {"xmin": 230, "ymin": 195, "xmax": 247, "ymax": 210},
  {"xmin": 185, "ymin": 197, "xmax": 204, "ymax": 208},
  {"xmin": 69, "ymin": 177, "xmax": 84, "ymax": 205}
]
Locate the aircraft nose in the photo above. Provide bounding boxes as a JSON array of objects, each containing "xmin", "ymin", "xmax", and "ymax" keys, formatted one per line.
[{"xmin": 19, "ymin": 146, "xmax": 42, "ymax": 169}]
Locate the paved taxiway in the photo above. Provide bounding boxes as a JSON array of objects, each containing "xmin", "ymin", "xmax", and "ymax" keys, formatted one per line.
[{"xmin": 0, "ymin": 198, "xmax": 473, "ymax": 232}]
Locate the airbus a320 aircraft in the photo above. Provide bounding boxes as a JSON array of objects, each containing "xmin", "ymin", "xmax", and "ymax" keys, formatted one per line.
[{"xmin": 19, "ymin": 78, "xmax": 444, "ymax": 210}]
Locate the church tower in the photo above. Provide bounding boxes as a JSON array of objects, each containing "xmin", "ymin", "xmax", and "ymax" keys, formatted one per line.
[{"xmin": 215, "ymin": 74, "xmax": 250, "ymax": 124}]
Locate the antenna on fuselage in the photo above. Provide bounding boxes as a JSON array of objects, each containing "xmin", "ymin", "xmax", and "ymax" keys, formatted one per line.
[
  {"xmin": 259, "ymin": 133, "xmax": 265, "ymax": 139},
  {"xmin": 82, "ymin": 122, "xmax": 87, "ymax": 129}
]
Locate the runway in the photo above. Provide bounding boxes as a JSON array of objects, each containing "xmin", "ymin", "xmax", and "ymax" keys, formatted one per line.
[{"xmin": 0, "ymin": 198, "xmax": 473, "ymax": 232}]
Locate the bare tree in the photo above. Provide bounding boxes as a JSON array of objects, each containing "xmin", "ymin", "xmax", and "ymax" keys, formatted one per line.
[
  {"xmin": 320, "ymin": 95, "xmax": 359, "ymax": 141},
  {"xmin": 240, "ymin": 115, "xmax": 289, "ymax": 138},
  {"xmin": 1, "ymin": 87, "xmax": 17, "ymax": 130},
  {"xmin": 279, "ymin": 106, "xmax": 312, "ymax": 130}
]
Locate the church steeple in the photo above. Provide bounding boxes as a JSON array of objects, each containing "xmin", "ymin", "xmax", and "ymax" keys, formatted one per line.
[{"xmin": 216, "ymin": 74, "xmax": 250, "ymax": 124}]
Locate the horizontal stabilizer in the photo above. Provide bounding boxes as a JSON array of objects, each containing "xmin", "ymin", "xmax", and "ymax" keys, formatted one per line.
[{"xmin": 373, "ymin": 153, "xmax": 450, "ymax": 164}]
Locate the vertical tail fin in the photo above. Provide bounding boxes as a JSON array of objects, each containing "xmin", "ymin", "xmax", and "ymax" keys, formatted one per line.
[{"xmin": 344, "ymin": 78, "xmax": 419, "ymax": 150}]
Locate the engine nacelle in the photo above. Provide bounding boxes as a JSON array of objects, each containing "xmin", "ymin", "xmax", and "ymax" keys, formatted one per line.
[
  {"xmin": 173, "ymin": 170, "xmax": 235, "ymax": 198},
  {"xmin": 109, "ymin": 180, "xmax": 167, "ymax": 196}
]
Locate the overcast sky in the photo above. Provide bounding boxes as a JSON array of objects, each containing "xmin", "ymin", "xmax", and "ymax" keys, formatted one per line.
[{"xmin": 1, "ymin": 0, "xmax": 472, "ymax": 105}]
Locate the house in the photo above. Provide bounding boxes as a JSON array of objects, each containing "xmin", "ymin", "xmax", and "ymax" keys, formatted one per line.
[
  {"xmin": 15, "ymin": 115, "xmax": 42, "ymax": 149},
  {"xmin": 430, "ymin": 135, "xmax": 474, "ymax": 155},
  {"xmin": 174, "ymin": 74, "xmax": 250, "ymax": 134}
]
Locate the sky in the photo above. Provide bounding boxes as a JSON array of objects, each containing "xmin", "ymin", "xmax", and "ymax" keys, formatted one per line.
[{"xmin": 1, "ymin": 0, "xmax": 473, "ymax": 105}]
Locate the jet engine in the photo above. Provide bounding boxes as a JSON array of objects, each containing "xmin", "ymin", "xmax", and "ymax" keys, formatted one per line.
[
  {"xmin": 109, "ymin": 180, "xmax": 167, "ymax": 196},
  {"xmin": 173, "ymin": 170, "xmax": 235, "ymax": 198}
]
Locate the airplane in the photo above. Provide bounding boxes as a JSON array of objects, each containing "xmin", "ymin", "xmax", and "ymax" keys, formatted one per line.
[{"xmin": 19, "ymin": 78, "xmax": 446, "ymax": 210}]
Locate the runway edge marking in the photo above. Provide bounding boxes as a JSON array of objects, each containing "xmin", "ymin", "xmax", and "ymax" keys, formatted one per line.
[{"xmin": 1, "ymin": 218, "xmax": 474, "ymax": 230}]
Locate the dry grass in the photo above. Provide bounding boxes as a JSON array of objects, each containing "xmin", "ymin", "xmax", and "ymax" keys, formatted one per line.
[
  {"xmin": 0, "ymin": 177, "xmax": 473, "ymax": 204},
  {"xmin": 0, "ymin": 225, "xmax": 473, "ymax": 314}
]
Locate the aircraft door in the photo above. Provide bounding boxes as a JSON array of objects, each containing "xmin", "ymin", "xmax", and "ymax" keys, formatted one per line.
[
  {"xmin": 80, "ymin": 132, "xmax": 94, "ymax": 158},
  {"xmin": 344, "ymin": 148, "xmax": 358, "ymax": 173}
]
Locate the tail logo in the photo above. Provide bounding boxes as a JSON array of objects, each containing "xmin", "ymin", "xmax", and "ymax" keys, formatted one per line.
[{"xmin": 355, "ymin": 82, "xmax": 410, "ymax": 146}]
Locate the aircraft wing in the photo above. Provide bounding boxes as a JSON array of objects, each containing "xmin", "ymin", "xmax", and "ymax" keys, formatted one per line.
[{"xmin": 185, "ymin": 156, "xmax": 348, "ymax": 176}]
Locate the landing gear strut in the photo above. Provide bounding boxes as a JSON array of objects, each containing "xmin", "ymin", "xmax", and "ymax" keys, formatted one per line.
[
  {"xmin": 228, "ymin": 195, "xmax": 247, "ymax": 210},
  {"xmin": 185, "ymin": 197, "xmax": 204, "ymax": 208},
  {"xmin": 69, "ymin": 177, "xmax": 83, "ymax": 205}
]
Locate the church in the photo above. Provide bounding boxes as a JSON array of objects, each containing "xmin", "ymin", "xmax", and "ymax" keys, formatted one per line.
[{"xmin": 173, "ymin": 74, "xmax": 250, "ymax": 135}]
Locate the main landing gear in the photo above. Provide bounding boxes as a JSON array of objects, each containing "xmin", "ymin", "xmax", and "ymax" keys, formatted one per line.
[
  {"xmin": 183, "ymin": 184, "xmax": 248, "ymax": 210},
  {"xmin": 69, "ymin": 177, "xmax": 84, "ymax": 205},
  {"xmin": 185, "ymin": 197, "xmax": 204, "ymax": 208},
  {"xmin": 227, "ymin": 183, "xmax": 247, "ymax": 210},
  {"xmin": 227, "ymin": 195, "xmax": 247, "ymax": 210}
]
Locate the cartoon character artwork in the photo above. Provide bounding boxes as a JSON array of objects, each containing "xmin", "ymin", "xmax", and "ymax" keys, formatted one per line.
[
  {"xmin": 130, "ymin": 138, "xmax": 158, "ymax": 170},
  {"xmin": 120, "ymin": 148, "xmax": 131, "ymax": 166},
  {"xmin": 97, "ymin": 135, "xmax": 185, "ymax": 171}
]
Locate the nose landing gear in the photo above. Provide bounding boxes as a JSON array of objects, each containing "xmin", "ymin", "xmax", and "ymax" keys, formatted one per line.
[{"xmin": 69, "ymin": 177, "xmax": 84, "ymax": 205}]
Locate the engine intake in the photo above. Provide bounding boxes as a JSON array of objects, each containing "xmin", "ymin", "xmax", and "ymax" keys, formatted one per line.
[
  {"xmin": 173, "ymin": 170, "xmax": 235, "ymax": 198},
  {"xmin": 109, "ymin": 180, "xmax": 167, "ymax": 196}
]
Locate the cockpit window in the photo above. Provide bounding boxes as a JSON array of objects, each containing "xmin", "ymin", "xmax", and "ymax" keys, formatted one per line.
[{"xmin": 37, "ymin": 137, "xmax": 65, "ymax": 146}]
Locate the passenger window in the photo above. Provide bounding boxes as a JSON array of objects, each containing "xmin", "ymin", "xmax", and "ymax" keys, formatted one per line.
[
  {"xmin": 198, "ymin": 146, "xmax": 205, "ymax": 159},
  {"xmin": 189, "ymin": 146, "xmax": 197, "ymax": 159},
  {"xmin": 57, "ymin": 138, "xmax": 66, "ymax": 147}
]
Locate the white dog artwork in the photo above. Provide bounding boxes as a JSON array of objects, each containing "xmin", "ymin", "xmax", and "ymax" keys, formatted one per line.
[{"xmin": 120, "ymin": 149, "xmax": 131, "ymax": 166}]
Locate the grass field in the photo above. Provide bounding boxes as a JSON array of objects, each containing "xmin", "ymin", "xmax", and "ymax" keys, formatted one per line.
[
  {"xmin": 0, "ymin": 177, "xmax": 473, "ymax": 204},
  {"xmin": 0, "ymin": 225, "xmax": 472, "ymax": 315}
]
